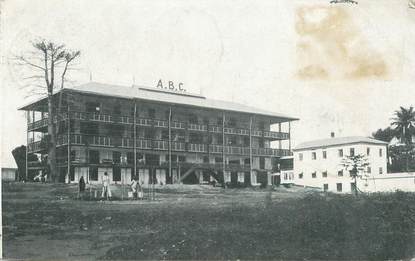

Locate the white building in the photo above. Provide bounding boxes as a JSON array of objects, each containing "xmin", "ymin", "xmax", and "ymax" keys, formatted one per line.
[{"xmin": 293, "ymin": 136, "xmax": 388, "ymax": 193}]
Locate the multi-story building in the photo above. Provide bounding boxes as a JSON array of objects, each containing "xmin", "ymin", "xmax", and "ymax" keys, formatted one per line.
[
  {"xmin": 20, "ymin": 82, "xmax": 297, "ymax": 186},
  {"xmin": 292, "ymin": 136, "xmax": 388, "ymax": 193}
]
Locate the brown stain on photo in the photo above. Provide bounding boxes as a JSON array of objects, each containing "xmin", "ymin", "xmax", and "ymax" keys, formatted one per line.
[{"xmin": 295, "ymin": 5, "xmax": 388, "ymax": 80}]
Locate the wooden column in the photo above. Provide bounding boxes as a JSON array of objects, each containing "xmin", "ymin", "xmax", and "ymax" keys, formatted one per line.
[
  {"xmin": 134, "ymin": 103, "xmax": 138, "ymax": 176},
  {"xmin": 26, "ymin": 110, "xmax": 29, "ymax": 181},
  {"xmin": 288, "ymin": 121, "xmax": 291, "ymax": 152},
  {"xmin": 249, "ymin": 116, "xmax": 253, "ymax": 186},
  {"xmin": 222, "ymin": 112, "xmax": 226, "ymax": 185},
  {"xmin": 67, "ymin": 105, "xmax": 71, "ymax": 183},
  {"xmin": 168, "ymin": 106, "xmax": 172, "ymax": 183}
]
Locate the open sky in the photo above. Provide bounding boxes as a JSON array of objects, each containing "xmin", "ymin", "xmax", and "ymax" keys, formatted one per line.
[{"xmin": 1, "ymin": 0, "xmax": 415, "ymax": 168}]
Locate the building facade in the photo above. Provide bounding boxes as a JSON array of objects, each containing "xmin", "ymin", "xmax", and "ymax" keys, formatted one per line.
[
  {"xmin": 20, "ymin": 82, "xmax": 297, "ymax": 186},
  {"xmin": 292, "ymin": 136, "xmax": 388, "ymax": 193}
]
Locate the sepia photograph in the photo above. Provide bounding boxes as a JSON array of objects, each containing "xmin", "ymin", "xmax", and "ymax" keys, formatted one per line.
[{"xmin": 1, "ymin": 0, "xmax": 415, "ymax": 260}]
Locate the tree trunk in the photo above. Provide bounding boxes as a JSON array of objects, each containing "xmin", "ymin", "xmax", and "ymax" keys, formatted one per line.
[{"xmin": 47, "ymin": 94, "xmax": 57, "ymax": 182}]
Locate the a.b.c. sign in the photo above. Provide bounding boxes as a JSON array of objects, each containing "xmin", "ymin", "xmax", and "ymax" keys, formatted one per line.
[{"xmin": 156, "ymin": 79, "xmax": 186, "ymax": 92}]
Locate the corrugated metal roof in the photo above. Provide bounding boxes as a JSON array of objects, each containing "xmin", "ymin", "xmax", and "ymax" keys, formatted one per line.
[
  {"xmin": 60, "ymin": 82, "xmax": 298, "ymax": 120},
  {"xmin": 294, "ymin": 136, "xmax": 388, "ymax": 151}
]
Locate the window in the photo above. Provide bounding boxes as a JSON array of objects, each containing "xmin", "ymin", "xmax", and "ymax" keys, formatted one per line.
[
  {"xmin": 350, "ymin": 148, "xmax": 355, "ymax": 156},
  {"xmin": 215, "ymin": 157, "xmax": 223, "ymax": 163},
  {"xmin": 299, "ymin": 173, "xmax": 303, "ymax": 179},
  {"xmin": 178, "ymin": 156, "xmax": 186, "ymax": 162},
  {"xmin": 323, "ymin": 184, "xmax": 329, "ymax": 192},
  {"xmin": 379, "ymin": 148, "xmax": 383, "ymax": 157},
  {"xmin": 203, "ymin": 156, "xmax": 209, "ymax": 163},
  {"xmin": 349, "ymin": 170, "xmax": 354, "ymax": 177},
  {"xmin": 338, "ymin": 149, "xmax": 343, "ymax": 157},
  {"xmin": 323, "ymin": 151, "xmax": 327, "ymax": 159},
  {"xmin": 113, "ymin": 166, "xmax": 121, "ymax": 181},
  {"xmin": 338, "ymin": 170, "xmax": 343, "ymax": 177},
  {"xmin": 312, "ymin": 152, "xmax": 317, "ymax": 160},
  {"xmin": 89, "ymin": 166, "xmax": 98, "ymax": 181},
  {"xmin": 322, "ymin": 171, "xmax": 327, "ymax": 178},
  {"xmin": 336, "ymin": 183, "xmax": 343, "ymax": 192},
  {"xmin": 244, "ymin": 158, "xmax": 251, "ymax": 165},
  {"xmin": 367, "ymin": 166, "xmax": 371, "ymax": 174},
  {"xmin": 367, "ymin": 147, "xmax": 370, "ymax": 156},
  {"xmin": 379, "ymin": 167, "xmax": 383, "ymax": 174},
  {"xmin": 299, "ymin": 153, "xmax": 303, "ymax": 161},
  {"xmin": 312, "ymin": 172, "xmax": 317, "ymax": 178}
]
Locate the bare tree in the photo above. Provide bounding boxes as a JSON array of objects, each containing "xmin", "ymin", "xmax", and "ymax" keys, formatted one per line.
[
  {"xmin": 15, "ymin": 40, "xmax": 80, "ymax": 182},
  {"xmin": 341, "ymin": 154, "xmax": 370, "ymax": 196}
]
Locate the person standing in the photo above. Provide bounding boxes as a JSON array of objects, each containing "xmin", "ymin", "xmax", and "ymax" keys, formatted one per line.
[
  {"xmin": 131, "ymin": 176, "xmax": 138, "ymax": 200},
  {"xmin": 101, "ymin": 172, "xmax": 112, "ymax": 199},
  {"xmin": 79, "ymin": 176, "xmax": 86, "ymax": 199}
]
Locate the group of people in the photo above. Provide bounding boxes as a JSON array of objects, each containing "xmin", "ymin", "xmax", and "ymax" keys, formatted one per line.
[{"xmin": 78, "ymin": 172, "xmax": 143, "ymax": 200}]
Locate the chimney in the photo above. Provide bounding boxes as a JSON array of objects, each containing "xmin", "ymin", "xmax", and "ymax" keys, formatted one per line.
[{"xmin": 331, "ymin": 132, "xmax": 335, "ymax": 138}]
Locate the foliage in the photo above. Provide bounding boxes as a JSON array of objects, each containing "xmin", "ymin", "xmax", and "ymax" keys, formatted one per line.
[
  {"xmin": 11, "ymin": 145, "xmax": 39, "ymax": 181},
  {"xmin": 388, "ymin": 144, "xmax": 415, "ymax": 172},
  {"xmin": 391, "ymin": 106, "xmax": 415, "ymax": 145},
  {"xmin": 341, "ymin": 154, "xmax": 369, "ymax": 195},
  {"xmin": 372, "ymin": 127, "xmax": 396, "ymax": 142}
]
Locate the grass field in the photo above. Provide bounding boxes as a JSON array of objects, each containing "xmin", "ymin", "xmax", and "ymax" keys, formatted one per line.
[{"xmin": 2, "ymin": 182, "xmax": 415, "ymax": 260}]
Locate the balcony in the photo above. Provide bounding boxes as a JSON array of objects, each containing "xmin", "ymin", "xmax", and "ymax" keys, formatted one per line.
[
  {"xmin": 28, "ymin": 118, "xmax": 49, "ymax": 131},
  {"xmin": 153, "ymin": 140, "xmax": 169, "ymax": 150},
  {"xmin": 171, "ymin": 121, "xmax": 186, "ymax": 129},
  {"xmin": 154, "ymin": 119, "xmax": 168, "ymax": 128},
  {"xmin": 27, "ymin": 141, "xmax": 43, "ymax": 153},
  {"xmin": 136, "ymin": 139, "xmax": 152, "ymax": 149},
  {"xmin": 189, "ymin": 143, "xmax": 207, "ymax": 153},
  {"xmin": 209, "ymin": 144, "xmax": 223, "ymax": 154},
  {"xmin": 171, "ymin": 141, "xmax": 186, "ymax": 151},
  {"xmin": 263, "ymin": 131, "xmax": 290, "ymax": 140},
  {"xmin": 224, "ymin": 127, "xmax": 249, "ymax": 136},
  {"xmin": 209, "ymin": 126, "xmax": 222, "ymax": 133},
  {"xmin": 90, "ymin": 113, "xmax": 112, "ymax": 122},
  {"xmin": 136, "ymin": 118, "xmax": 152, "ymax": 126},
  {"xmin": 188, "ymin": 123, "xmax": 207, "ymax": 132}
]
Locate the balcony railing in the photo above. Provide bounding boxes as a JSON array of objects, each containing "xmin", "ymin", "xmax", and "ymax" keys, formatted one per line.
[
  {"xmin": 28, "ymin": 111, "xmax": 289, "ymax": 141},
  {"xmin": 154, "ymin": 119, "xmax": 168, "ymax": 128},
  {"xmin": 188, "ymin": 123, "xmax": 207, "ymax": 132},
  {"xmin": 171, "ymin": 121, "xmax": 186, "ymax": 129},
  {"xmin": 27, "ymin": 141, "xmax": 42, "ymax": 153},
  {"xmin": 28, "ymin": 118, "xmax": 49, "ymax": 131},
  {"xmin": 171, "ymin": 141, "xmax": 186, "ymax": 151},
  {"xmin": 209, "ymin": 126, "xmax": 222, "ymax": 133},
  {"xmin": 189, "ymin": 143, "xmax": 208, "ymax": 153},
  {"xmin": 153, "ymin": 140, "xmax": 168, "ymax": 150},
  {"xmin": 28, "ymin": 134, "xmax": 292, "ymax": 157}
]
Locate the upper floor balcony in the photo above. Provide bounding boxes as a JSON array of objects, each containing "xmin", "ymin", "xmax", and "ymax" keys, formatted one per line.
[
  {"xmin": 27, "ymin": 110, "xmax": 290, "ymax": 141},
  {"xmin": 28, "ymin": 133, "xmax": 292, "ymax": 157}
]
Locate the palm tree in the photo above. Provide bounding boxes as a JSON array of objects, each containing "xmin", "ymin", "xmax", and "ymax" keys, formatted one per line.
[
  {"xmin": 391, "ymin": 106, "xmax": 415, "ymax": 172},
  {"xmin": 391, "ymin": 106, "xmax": 415, "ymax": 145},
  {"xmin": 341, "ymin": 154, "xmax": 369, "ymax": 196}
]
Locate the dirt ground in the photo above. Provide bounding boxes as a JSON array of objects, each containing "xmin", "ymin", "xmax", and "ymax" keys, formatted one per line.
[{"xmin": 2, "ymin": 182, "xmax": 312, "ymax": 260}]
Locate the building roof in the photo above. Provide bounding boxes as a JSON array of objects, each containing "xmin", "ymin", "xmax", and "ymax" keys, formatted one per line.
[
  {"xmin": 19, "ymin": 82, "xmax": 298, "ymax": 122},
  {"xmin": 293, "ymin": 136, "xmax": 388, "ymax": 151}
]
